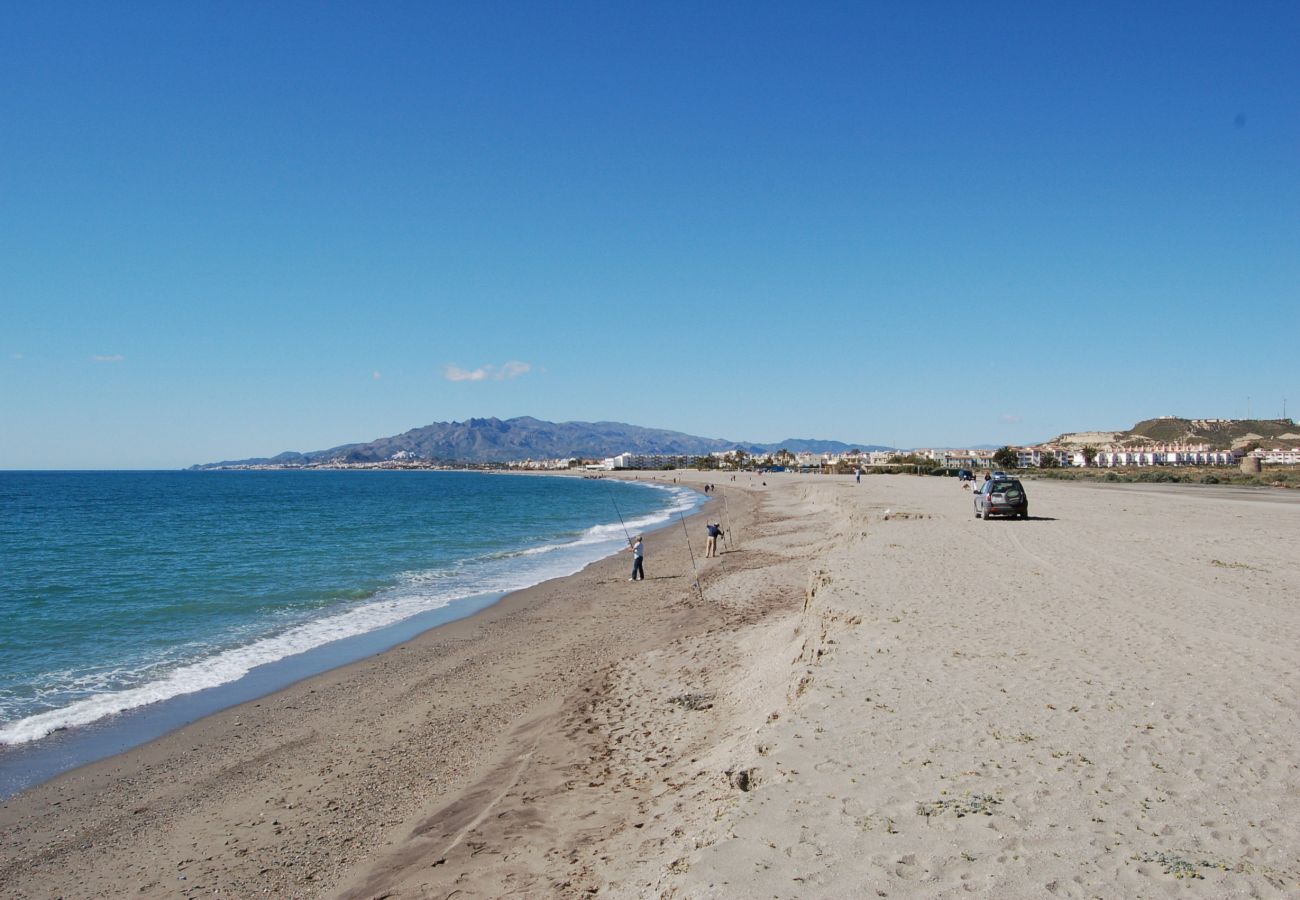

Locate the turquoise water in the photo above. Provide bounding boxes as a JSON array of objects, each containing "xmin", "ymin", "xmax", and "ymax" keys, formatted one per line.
[{"xmin": 0, "ymin": 471, "xmax": 694, "ymax": 749}]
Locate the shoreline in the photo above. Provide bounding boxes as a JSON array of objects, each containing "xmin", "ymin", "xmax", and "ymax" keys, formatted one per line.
[
  {"xmin": 0, "ymin": 471, "xmax": 701, "ymax": 800},
  {"xmin": 5, "ymin": 473, "xmax": 1297, "ymax": 897},
  {"xmin": 0, "ymin": 472, "xmax": 744, "ymax": 896},
  {"xmin": 0, "ymin": 589, "xmax": 511, "ymax": 801}
]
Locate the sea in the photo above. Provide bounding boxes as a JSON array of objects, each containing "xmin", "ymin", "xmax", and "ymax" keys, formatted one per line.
[{"xmin": 0, "ymin": 469, "xmax": 698, "ymax": 798}]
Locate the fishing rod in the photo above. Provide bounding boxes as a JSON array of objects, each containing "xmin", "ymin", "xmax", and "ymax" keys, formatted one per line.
[
  {"xmin": 606, "ymin": 481, "xmax": 633, "ymax": 546},
  {"xmin": 712, "ymin": 502, "xmax": 731, "ymax": 554},
  {"xmin": 722, "ymin": 495, "xmax": 736, "ymax": 551},
  {"xmin": 679, "ymin": 512, "xmax": 706, "ymax": 604}
]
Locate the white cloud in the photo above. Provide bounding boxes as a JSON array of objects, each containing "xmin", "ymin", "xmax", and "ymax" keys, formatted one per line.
[
  {"xmin": 372, "ymin": 371, "xmax": 382, "ymax": 380},
  {"xmin": 444, "ymin": 361, "xmax": 533, "ymax": 383},
  {"xmin": 92, "ymin": 354, "xmax": 125, "ymax": 363},
  {"xmin": 444, "ymin": 365, "xmax": 486, "ymax": 382},
  {"xmin": 999, "ymin": 413, "xmax": 1023, "ymax": 425}
]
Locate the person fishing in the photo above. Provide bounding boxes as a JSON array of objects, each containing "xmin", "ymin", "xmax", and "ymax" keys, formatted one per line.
[
  {"xmin": 705, "ymin": 522, "xmax": 724, "ymax": 558},
  {"xmin": 606, "ymin": 484, "xmax": 643, "ymax": 582},
  {"xmin": 628, "ymin": 535, "xmax": 645, "ymax": 581}
]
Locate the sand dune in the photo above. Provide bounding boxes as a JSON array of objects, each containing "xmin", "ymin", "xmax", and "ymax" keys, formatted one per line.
[{"xmin": 3, "ymin": 473, "xmax": 1297, "ymax": 898}]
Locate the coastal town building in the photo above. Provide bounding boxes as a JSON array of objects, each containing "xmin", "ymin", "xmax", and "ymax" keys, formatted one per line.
[
  {"xmin": 1253, "ymin": 447, "xmax": 1300, "ymax": 465},
  {"xmin": 858, "ymin": 442, "xmax": 1245, "ymax": 470},
  {"xmin": 939, "ymin": 449, "xmax": 998, "ymax": 469},
  {"xmin": 1013, "ymin": 448, "xmax": 1073, "ymax": 468},
  {"xmin": 602, "ymin": 453, "xmax": 693, "ymax": 470},
  {"xmin": 1088, "ymin": 444, "xmax": 1238, "ymax": 467},
  {"xmin": 511, "ymin": 457, "xmax": 580, "ymax": 470},
  {"xmin": 587, "ymin": 440, "xmax": 1284, "ymax": 474}
]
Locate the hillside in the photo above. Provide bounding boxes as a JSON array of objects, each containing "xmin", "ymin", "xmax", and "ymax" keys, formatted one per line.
[
  {"xmin": 192, "ymin": 417, "xmax": 887, "ymax": 468},
  {"xmin": 1055, "ymin": 417, "xmax": 1298, "ymax": 450}
]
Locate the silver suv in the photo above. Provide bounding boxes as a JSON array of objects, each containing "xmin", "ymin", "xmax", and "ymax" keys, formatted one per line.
[{"xmin": 974, "ymin": 478, "xmax": 1028, "ymax": 520}]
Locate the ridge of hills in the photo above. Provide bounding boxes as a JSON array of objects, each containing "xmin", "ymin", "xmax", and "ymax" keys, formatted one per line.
[
  {"xmin": 191, "ymin": 416, "xmax": 888, "ymax": 468},
  {"xmin": 1054, "ymin": 417, "xmax": 1298, "ymax": 450},
  {"xmin": 192, "ymin": 415, "xmax": 1299, "ymax": 470}
]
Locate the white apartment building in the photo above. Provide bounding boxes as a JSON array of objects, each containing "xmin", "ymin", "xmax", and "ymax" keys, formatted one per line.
[
  {"xmin": 1254, "ymin": 447, "xmax": 1300, "ymax": 465},
  {"xmin": 1091, "ymin": 444, "xmax": 1238, "ymax": 467},
  {"xmin": 603, "ymin": 453, "xmax": 692, "ymax": 470},
  {"xmin": 793, "ymin": 451, "xmax": 828, "ymax": 468},
  {"xmin": 1014, "ymin": 448, "xmax": 1072, "ymax": 468},
  {"xmin": 940, "ymin": 449, "xmax": 997, "ymax": 469}
]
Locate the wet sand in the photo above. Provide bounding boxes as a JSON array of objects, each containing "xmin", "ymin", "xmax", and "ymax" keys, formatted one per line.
[{"xmin": 3, "ymin": 473, "xmax": 1298, "ymax": 898}]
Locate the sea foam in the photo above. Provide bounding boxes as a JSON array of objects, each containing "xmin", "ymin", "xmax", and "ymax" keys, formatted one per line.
[{"xmin": 0, "ymin": 481, "xmax": 699, "ymax": 746}]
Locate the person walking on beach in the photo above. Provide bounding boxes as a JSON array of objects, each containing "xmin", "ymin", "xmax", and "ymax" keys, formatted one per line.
[
  {"xmin": 629, "ymin": 536, "xmax": 645, "ymax": 581},
  {"xmin": 705, "ymin": 522, "xmax": 723, "ymax": 557}
]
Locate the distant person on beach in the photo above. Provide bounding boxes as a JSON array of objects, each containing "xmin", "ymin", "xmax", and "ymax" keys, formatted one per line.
[
  {"xmin": 629, "ymin": 536, "xmax": 644, "ymax": 581},
  {"xmin": 705, "ymin": 522, "xmax": 723, "ymax": 557},
  {"xmin": 855, "ymin": 469, "xmax": 861, "ymax": 484}
]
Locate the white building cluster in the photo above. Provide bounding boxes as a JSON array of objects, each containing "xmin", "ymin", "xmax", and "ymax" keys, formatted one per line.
[
  {"xmin": 1253, "ymin": 447, "xmax": 1300, "ymax": 465},
  {"xmin": 935, "ymin": 442, "xmax": 1300, "ymax": 469},
  {"xmin": 956, "ymin": 443, "xmax": 1241, "ymax": 469},
  {"xmin": 590, "ymin": 441, "xmax": 1297, "ymax": 472},
  {"xmin": 513, "ymin": 457, "xmax": 580, "ymax": 470},
  {"xmin": 1089, "ymin": 444, "xmax": 1238, "ymax": 467}
]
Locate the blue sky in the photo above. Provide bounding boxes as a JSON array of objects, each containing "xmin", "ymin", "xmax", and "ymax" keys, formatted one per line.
[{"xmin": 3, "ymin": 2, "xmax": 1297, "ymax": 468}]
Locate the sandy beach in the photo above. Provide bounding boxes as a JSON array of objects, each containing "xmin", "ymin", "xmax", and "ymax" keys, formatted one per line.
[{"xmin": 2, "ymin": 472, "xmax": 1298, "ymax": 898}]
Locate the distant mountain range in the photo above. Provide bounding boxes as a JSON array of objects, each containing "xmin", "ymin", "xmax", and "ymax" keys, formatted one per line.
[
  {"xmin": 191, "ymin": 416, "xmax": 890, "ymax": 468},
  {"xmin": 193, "ymin": 414, "xmax": 1298, "ymax": 470}
]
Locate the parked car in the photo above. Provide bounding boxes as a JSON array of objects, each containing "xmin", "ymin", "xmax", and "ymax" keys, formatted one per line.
[
  {"xmin": 991, "ymin": 470, "xmax": 1010, "ymax": 480},
  {"xmin": 974, "ymin": 477, "xmax": 1029, "ymax": 519},
  {"xmin": 957, "ymin": 469, "xmax": 974, "ymax": 481}
]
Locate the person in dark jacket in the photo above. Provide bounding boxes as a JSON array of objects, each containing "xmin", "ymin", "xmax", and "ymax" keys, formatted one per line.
[{"xmin": 705, "ymin": 522, "xmax": 724, "ymax": 558}]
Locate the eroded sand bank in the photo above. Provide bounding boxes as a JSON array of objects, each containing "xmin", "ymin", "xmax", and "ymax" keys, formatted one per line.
[{"xmin": 3, "ymin": 473, "xmax": 1298, "ymax": 898}]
